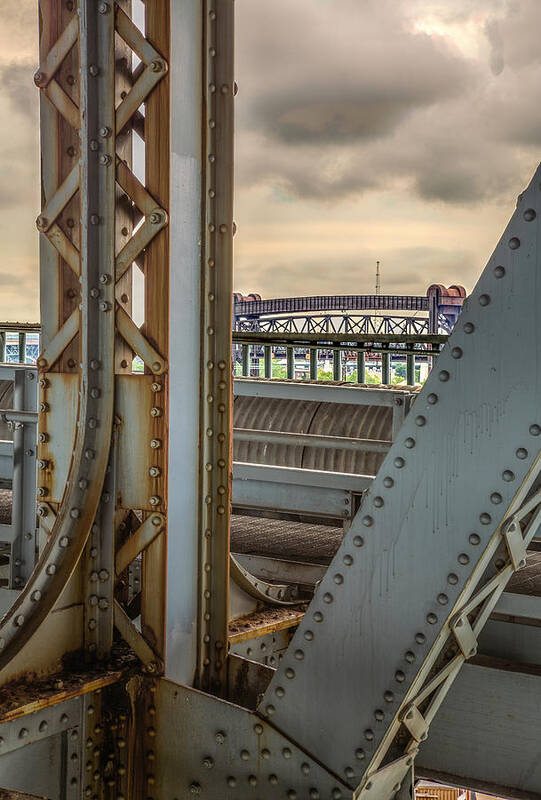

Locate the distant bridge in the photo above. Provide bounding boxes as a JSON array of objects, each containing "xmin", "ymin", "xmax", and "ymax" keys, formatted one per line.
[{"xmin": 233, "ymin": 284, "xmax": 466, "ymax": 335}]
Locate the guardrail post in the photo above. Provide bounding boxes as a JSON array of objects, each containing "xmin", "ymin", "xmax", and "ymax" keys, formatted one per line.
[
  {"xmin": 309, "ymin": 347, "xmax": 317, "ymax": 380},
  {"xmin": 333, "ymin": 349, "xmax": 341, "ymax": 381},
  {"xmin": 406, "ymin": 353, "xmax": 415, "ymax": 385},
  {"xmin": 18, "ymin": 332, "xmax": 26, "ymax": 364},
  {"xmin": 357, "ymin": 351, "xmax": 365, "ymax": 384},
  {"xmin": 241, "ymin": 343, "xmax": 249, "ymax": 377},
  {"xmin": 287, "ymin": 346, "xmax": 294, "ymax": 379},
  {"xmin": 9, "ymin": 368, "xmax": 38, "ymax": 588},
  {"xmin": 264, "ymin": 344, "xmax": 271, "ymax": 378},
  {"xmin": 382, "ymin": 352, "xmax": 391, "ymax": 384}
]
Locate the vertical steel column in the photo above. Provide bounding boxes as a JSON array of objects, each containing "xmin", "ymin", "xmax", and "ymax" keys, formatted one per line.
[
  {"xmin": 382, "ymin": 352, "xmax": 391, "ymax": 384},
  {"xmin": 167, "ymin": 0, "xmax": 234, "ymax": 691},
  {"xmin": 9, "ymin": 369, "xmax": 38, "ymax": 588},
  {"xmin": 264, "ymin": 345, "xmax": 271, "ymax": 378},
  {"xmin": 406, "ymin": 353, "xmax": 415, "ymax": 385},
  {"xmin": 241, "ymin": 344, "xmax": 249, "ymax": 377},
  {"xmin": 286, "ymin": 347, "xmax": 294, "ymax": 379},
  {"xmin": 310, "ymin": 347, "xmax": 317, "ymax": 381},
  {"xmin": 357, "ymin": 351, "xmax": 366, "ymax": 384},
  {"xmin": 333, "ymin": 350, "xmax": 341, "ymax": 381},
  {"xmin": 79, "ymin": 0, "xmax": 116, "ymax": 661},
  {"xmin": 0, "ymin": 332, "xmax": 5, "ymax": 363},
  {"xmin": 18, "ymin": 333, "xmax": 27, "ymax": 364},
  {"xmin": 143, "ymin": 0, "xmax": 170, "ymax": 664}
]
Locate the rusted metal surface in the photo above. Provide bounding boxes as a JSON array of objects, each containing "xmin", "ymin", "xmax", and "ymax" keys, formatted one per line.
[
  {"xmin": 37, "ymin": 372, "xmax": 78, "ymax": 504},
  {"xmin": 116, "ymin": 375, "xmax": 157, "ymax": 511},
  {"xmin": 228, "ymin": 605, "xmax": 307, "ymax": 645}
]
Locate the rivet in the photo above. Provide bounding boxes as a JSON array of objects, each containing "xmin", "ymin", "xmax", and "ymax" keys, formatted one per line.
[
  {"xmin": 458, "ymin": 553, "xmax": 470, "ymax": 565},
  {"xmin": 451, "ymin": 347, "xmax": 463, "ymax": 359},
  {"xmin": 469, "ymin": 533, "xmax": 481, "ymax": 546},
  {"xmin": 287, "ymin": 791, "xmax": 297, "ymax": 800},
  {"xmin": 19, "ymin": 727, "xmax": 29, "ymax": 739},
  {"xmin": 282, "ymin": 747, "xmax": 292, "ymax": 759},
  {"xmin": 516, "ymin": 447, "xmax": 528, "ymax": 459},
  {"xmin": 46, "ymin": 564, "xmax": 56, "ymax": 575},
  {"xmin": 394, "ymin": 457, "xmax": 405, "ymax": 468},
  {"xmin": 332, "ymin": 790, "xmax": 342, "ymax": 799},
  {"xmin": 269, "ymin": 774, "xmax": 278, "ymax": 785},
  {"xmin": 59, "ymin": 536, "xmax": 69, "ymax": 548},
  {"xmin": 310, "ymin": 790, "xmax": 320, "ymax": 800},
  {"xmin": 463, "ymin": 322, "xmax": 475, "ymax": 334},
  {"xmin": 494, "ymin": 265, "xmax": 506, "ymax": 278},
  {"xmin": 373, "ymin": 496, "xmax": 384, "ymax": 508},
  {"xmin": 266, "ymin": 704, "xmax": 275, "ymax": 715},
  {"xmin": 364, "ymin": 729, "xmax": 374, "ymax": 741},
  {"xmin": 314, "ymin": 611, "xmax": 324, "ymax": 622},
  {"xmin": 262, "ymin": 748, "xmax": 270, "ymax": 759},
  {"xmin": 405, "ymin": 650, "xmax": 415, "ymax": 663},
  {"xmin": 479, "ymin": 513, "xmax": 491, "ymax": 525},
  {"xmin": 215, "ymin": 731, "xmax": 226, "ymax": 744},
  {"xmin": 508, "ymin": 237, "xmax": 520, "ymax": 250},
  {"xmin": 502, "ymin": 469, "xmax": 515, "ymax": 482},
  {"xmin": 343, "ymin": 554, "xmax": 353, "ymax": 566},
  {"xmin": 352, "ymin": 535, "xmax": 364, "ymax": 548},
  {"xmin": 524, "ymin": 208, "xmax": 536, "ymax": 221},
  {"xmin": 355, "ymin": 747, "xmax": 365, "ymax": 760},
  {"xmin": 253, "ymin": 723, "xmax": 263, "ymax": 735},
  {"xmin": 529, "ymin": 424, "xmax": 541, "ymax": 437},
  {"xmin": 437, "ymin": 593, "xmax": 448, "ymax": 605},
  {"xmin": 31, "ymin": 590, "xmax": 41, "ymax": 602},
  {"xmin": 490, "ymin": 492, "xmax": 502, "ymax": 504},
  {"xmin": 334, "ymin": 573, "xmax": 344, "ymax": 585},
  {"xmin": 323, "ymin": 592, "xmax": 333, "ymax": 603},
  {"xmin": 249, "ymin": 775, "xmax": 257, "ymax": 787},
  {"xmin": 405, "ymin": 437, "xmax": 415, "ymax": 448},
  {"xmin": 383, "ymin": 476, "xmax": 394, "ymax": 488},
  {"xmin": 39, "ymin": 720, "xmax": 48, "ymax": 732},
  {"xmin": 301, "ymin": 762, "xmax": 311, "ymax": 774},
  {"xmin": 415, "ymin": 415, "xmax": 426, "ymax": 427},
  {"xmin": 70, "ymin": 508, "xmax": 80, "ymax": 519},
  {"xmin": 447, "ymin": 573, "xmax": 458, "ymax": 585},
  {"xmin": 427, "ymin": 612, "xmax": 438, "ymax": 624},
  {"xmin": 427, "ymin": 393, "xmax": 438, "ymax": 405},
  {"xmin": 285, "ymin": 667, "xmax": 296, "ymax": 679},
  {"xmin": 374, "ymin": 709, "xmax": 384, "ymax": 721},
  {"xmin": 276, "ymin": 686, "xmax": 285, "ymax": 697},
  {"xmin": 439, "ymin": 370, "xmax": 450, "ymax": 382},
  {"xmin": 415, "ymin": 632, "xmax": 426, "ymax": 644},
  {"xmin": 362, "ymin": 515, "xmax": 374, "ymax": 527}
]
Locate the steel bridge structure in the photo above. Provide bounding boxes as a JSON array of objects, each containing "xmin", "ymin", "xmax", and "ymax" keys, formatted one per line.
[
  {"xmin": 233, "ymin": 287, "xmax": 466, "ymax": 336},
  {"xmin": 1, "ymin": 3, "xmax": 541, "ymax": 800}
]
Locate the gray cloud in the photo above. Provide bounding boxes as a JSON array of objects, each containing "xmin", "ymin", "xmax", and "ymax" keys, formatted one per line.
[
  {"xmin": 0, "ymin": 61, "xmax": 38, "ymax": 120},
  {"xmin": 235, "ymin": 0, "xmax": 541, "ymax": 207}
]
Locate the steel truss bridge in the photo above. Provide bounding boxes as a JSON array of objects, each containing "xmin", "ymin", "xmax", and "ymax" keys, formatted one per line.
[
  {"xmin": 0, "ymin": 4, "xmax": 541, "ymax": 800},
  {"xmin": 233, "ymin": 287, "xmax": 466, "ymax": 336}
]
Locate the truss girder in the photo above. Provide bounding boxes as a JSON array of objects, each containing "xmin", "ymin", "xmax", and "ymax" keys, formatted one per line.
[
  {"xmin": 258, "ymin": 166, "xmax": 541, "ymax": 796},
  {"xmin": 0, "ymin": 0, "xmax": 170, "ymax": 679}
]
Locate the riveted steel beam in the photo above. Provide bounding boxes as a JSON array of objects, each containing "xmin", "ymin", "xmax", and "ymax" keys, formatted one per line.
[{"xmin": 258, "ymin": 166, "xmax": 541, "ymax": 797}]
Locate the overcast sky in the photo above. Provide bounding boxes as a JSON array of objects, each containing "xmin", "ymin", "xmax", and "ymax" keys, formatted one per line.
[{"xmin": 0, "ymin": 1, "xmax": 540, "ymax": 319}]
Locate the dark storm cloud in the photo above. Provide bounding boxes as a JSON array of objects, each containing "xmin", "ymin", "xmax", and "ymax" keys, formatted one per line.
[{"xmin": 235, "ymin": 0, "xmax": 541, "ymax": 207}]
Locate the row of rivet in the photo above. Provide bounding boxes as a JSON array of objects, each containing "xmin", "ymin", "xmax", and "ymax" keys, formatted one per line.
[{"xmin": 357, "ymin": 220, "xmax": 538, "ymax": 769}]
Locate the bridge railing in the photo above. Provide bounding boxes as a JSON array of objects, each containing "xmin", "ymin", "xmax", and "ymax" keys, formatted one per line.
[
  {"xmin": 0, "ymin": 324, "xmax": 41, "ymax": 364},
  {"xmin": 233, "ymin": 331, "xmax": 448, "ymax": 385}
]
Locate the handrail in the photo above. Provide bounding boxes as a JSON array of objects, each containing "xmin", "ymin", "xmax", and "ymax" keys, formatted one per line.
[
  {"xmin": 234, "ymin": 427, "xmax": 391, "ymax": 453},
  {"xmin": 233, "ymin": 330, "xmax": 448, "ymax": 384}
]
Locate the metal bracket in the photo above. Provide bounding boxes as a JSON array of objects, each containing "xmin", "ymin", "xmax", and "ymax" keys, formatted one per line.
[
  {"xmin": 503, "ymin": 519, "xmax": 527, "ymax": 570},
  {"xmin": 400, "ymin": 705, "xmax": 428, "ymax": 743},
  {"xmin": 450, "ymin": 613, "xmax": 477, "ymax": 659}
]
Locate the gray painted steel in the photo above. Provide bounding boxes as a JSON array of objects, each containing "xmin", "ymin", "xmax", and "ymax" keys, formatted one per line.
[
  {"xmin": 418, "ymin": 663, "xmax": 541, "ymax": 797},
  {"xmin": 259, "ymin": 167, "xmax": 541, "ymax": 785}
]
